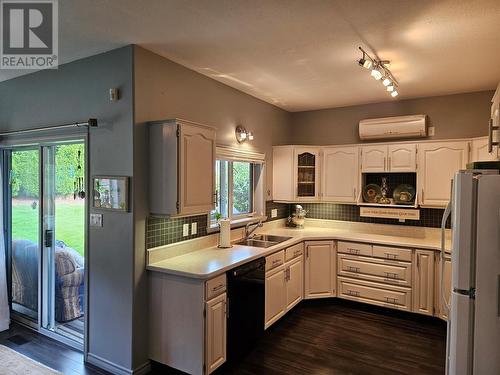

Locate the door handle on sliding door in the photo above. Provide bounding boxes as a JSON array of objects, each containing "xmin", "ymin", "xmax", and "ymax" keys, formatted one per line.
[{"xmin": 44, "ymin": 229, "xmax": 54, "ymax": 248}]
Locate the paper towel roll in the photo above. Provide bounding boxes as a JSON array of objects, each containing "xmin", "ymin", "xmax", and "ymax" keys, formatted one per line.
[{"xmin": 218, "ymin": 219, "xmax": 231, "ymax": 248}]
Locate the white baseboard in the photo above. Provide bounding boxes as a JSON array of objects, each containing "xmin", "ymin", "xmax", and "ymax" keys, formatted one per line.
[{"xmin": 86, "ymin": 353, "xmax": 151, "ymax": 375}]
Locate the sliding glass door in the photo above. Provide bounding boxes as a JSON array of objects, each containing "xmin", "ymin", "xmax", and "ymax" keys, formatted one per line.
[{"xmin": 4, "ymin": 140, "xmax": 86, "ymax": 347}]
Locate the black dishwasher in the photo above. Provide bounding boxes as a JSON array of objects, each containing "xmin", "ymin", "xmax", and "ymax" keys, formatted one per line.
[{"xmin": 226, "ymin": 257, "xmax": 266, "ymax": 364}]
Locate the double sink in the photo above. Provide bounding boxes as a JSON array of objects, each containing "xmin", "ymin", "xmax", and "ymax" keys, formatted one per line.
[{"xmin": 235, "ymin": 234, "xmax": 292, "ymax": 248}]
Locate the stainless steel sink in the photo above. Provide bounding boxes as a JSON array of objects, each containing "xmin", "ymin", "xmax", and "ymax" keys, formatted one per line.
[
  {"xmin": 235, "ymin": 234, "xmax": 292, "ymax": 248},
  {"xmin": 251, "ymin": 234, "xmax": 292, "ymax": 243}
]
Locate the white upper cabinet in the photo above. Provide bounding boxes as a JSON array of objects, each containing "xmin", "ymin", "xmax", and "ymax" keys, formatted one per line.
[
  {"xmin": 272, "ymin": 146, "xmax": 295, "ymax": 201},
  {"xmin": 471, "ymin": 137, "xmax": 498, "ymax": 162},
  {"xmin": 361, "ymin": 145, "xmax": 387, "ymax": 172},
  {"xmin": 294, "ymin": 147, "xmax": 321, "ymax": 201},
  {"xmin": 417, "ymin": 141, "xmax": 469, "ymax": 207},
  {"xmin": 149, "ymin": 119, "xmax": 216, "ymax": 216},
  {"xmin": 388, "ymin": 144, "xmax": 417, "ymax": 172},
  {"xmin": 361, "ymin": 144, "xmax": 416, "ymax": 172},
  {"xmin": 322, "ymin": 146, "xmax": 359, "ymax": 203}
]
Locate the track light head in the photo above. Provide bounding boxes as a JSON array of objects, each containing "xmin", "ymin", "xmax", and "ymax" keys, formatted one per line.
[
  {"xmin": 371, "ymin": 67, "xmax": 383, "ymax": 80},
  {"xmin": 387, "ymin": 84, "xmax": 395, "ymax": 92},
  {"xmin": 382, "ymin": 78, "xmax": 391, "ymax": 87},
  {"xmin": 391, "ymin": 90, "xmax": 399, "ymax": 97},
  {"xmin": 358, "ymin": 58, "xmax": 372, "ymax": 70}
]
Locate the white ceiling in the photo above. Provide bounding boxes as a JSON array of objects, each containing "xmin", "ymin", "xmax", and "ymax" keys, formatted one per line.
[{"xmin": 2, "ymin": 0, "xmax": 500, "ymax": 111}]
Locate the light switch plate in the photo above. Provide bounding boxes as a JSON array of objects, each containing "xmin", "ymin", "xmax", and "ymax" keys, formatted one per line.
[
  {"xmin": 271, "ymin": 209, "xmax": 278, "ymax": 218},
  {"xmin": 90, "ymin": 213, "xmax": 103, "ymax": 227},
  {"xmin": 191, "ymin": 222, "xmax": 197, "ymax": 235},
  {"xmin": 183, "ymin": 223, "xmax": 189, "ymax": 237}
]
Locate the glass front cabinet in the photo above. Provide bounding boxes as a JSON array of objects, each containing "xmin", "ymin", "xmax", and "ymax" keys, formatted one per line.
[{"xmin": 294, "ymin": 148, "xmax": 320, "ymax": 201}]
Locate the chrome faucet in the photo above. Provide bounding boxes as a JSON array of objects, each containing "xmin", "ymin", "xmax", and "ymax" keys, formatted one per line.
[{"xmin": 245, "ymin": 220, "xmax": 263, "ymax": 239}]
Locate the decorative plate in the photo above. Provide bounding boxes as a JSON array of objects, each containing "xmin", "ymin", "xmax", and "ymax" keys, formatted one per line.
[
  {"xmin": 393, "ymin": 184, "xmax": 416, "ymax": 205},
  {"xmin": 362, "ymin": 184, "xmax": 382, "ymax": 203}
]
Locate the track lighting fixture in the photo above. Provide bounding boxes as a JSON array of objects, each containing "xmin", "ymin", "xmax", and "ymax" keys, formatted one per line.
[{"xmin": 358, "ymin": 46, "xmax": 399, "ymax": 98}]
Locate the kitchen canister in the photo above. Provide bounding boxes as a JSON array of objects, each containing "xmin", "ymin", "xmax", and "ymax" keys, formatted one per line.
[{"xmin": 218, "ymin": 219, "xmax": 232, "ymax": 248}]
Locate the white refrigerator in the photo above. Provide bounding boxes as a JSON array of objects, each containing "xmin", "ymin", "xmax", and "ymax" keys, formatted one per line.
[{"xmin": 444, "ymin": 170, "xmax": 500, "ymax": 375}]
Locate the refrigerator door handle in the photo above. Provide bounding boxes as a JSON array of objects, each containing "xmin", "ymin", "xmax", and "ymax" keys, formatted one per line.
[{"xmin": 441, "ymin": 198, "xmax": 452, "ymax": 315}]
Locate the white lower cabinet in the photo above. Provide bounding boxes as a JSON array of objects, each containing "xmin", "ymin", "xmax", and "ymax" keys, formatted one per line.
[
  {"xmin": 265, "ymin": 263, "xmax": 287, "ymax": 329},
  {"xmin": 304, "ymin": 241, "xmax": 336, "ymax": 299},
  {"xmin": 413, "ymin": 250, "xmax": 435, "ymax": 316},
  {"xmin": 265, "ymin": 244, "xmax": 304, "ymax": 329},
  {"xmin": 205, "ymin": 293, "xmax": 227, "ymax": 374}
]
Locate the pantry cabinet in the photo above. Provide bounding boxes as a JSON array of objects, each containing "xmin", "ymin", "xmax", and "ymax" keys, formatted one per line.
[
  {"xmin": 322, "ymin": 146, "xmax": 359, "ymax": 202},
  {"xmin": 304, "ymin": 241, "xmax": 336, "ymax": 299},
  {"xmin": 149, "ymin": 119, "xmax": 216, "ymax": 216},
  {"xmin": 417, "ymin": 141, "xmax": 469, "ymax": 207},
  {"xmin": 361, "ymin": 144, "xmax": 416, "ymax": 172},
  {"xmin": 413, "ymin": 250, "xmax": 435, "ymax": 316}
]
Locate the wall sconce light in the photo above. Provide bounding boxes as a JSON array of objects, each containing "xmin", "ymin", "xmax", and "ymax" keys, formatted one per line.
[{"xmin": 235, "ymin": 125, "xmax": 254, "ymax": 143}]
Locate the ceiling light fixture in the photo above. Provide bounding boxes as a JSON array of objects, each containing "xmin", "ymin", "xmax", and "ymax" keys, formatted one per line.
[{"xmin": 358, "ymin": 46, "xmax": 399, "ymax": 98}]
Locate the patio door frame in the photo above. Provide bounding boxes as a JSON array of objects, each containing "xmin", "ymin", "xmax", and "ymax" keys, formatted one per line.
[{"xmin": 1, "ymin": 133, "xmax": 88, "ymax": 351}]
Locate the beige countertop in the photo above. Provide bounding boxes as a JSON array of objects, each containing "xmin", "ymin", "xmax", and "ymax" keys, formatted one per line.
[{"xmin": 147, "ymin": 220, "xmax": 452, "ymax": 280}]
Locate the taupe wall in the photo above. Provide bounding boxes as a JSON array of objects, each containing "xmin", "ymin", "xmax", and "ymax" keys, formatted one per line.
[
  {"xmin": 290, "ymin": 90, "xmax": 494, "ymax": 145},
  {"xmin": 134, "ymin": 46, "xmax": 292, "ymax": 200}
]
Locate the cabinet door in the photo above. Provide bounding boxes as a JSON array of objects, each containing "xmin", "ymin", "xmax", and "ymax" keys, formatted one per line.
[
  {"xmin": 436, "ymin": 254, "xmax": 452, "ymax": 320},
  {"xmin": 471, "ymin": 137, "xmax": 498, "ymax": 162},
  {"xmin": 417, "ymin": 141, "xmax": 469, "ymax": 207},
  {"xmin": 265, "ymin": 267, "xmax": 286, "ymax": 329},
  {"xmin": 322, "ymin": 147, "xmax": 359, "ymax": 202},
  {"xmin": 286, "ymin": 257, "xmax": 304, "ymax": 311},
  {"xmin": 205, "ymin": 293, "xmax": 226, "ymax": 374},
  {"xmin": 413, "ymin": 250, "xmax": 435, "ymax": 316},
  {"xmin": 294, "ymin": 148, "xmax": 321, "ymax": 201},
  {"xmin": 388, "ymin": 144, "xmax": 417, "ymax": 172},
  {"xmin": 272, "ymin": 146, "xmax": 295, "ymax": 201},
  {"xmin": 305, "ymin": 241, "xmax": 336, "ymax": 299},
  {"xmin": 361, "ymin": 145, "xmax": 387, "ymax": 172},
  {"xmin": 179, "ymin": 122, "xmax": 216, "ymax": 215}
]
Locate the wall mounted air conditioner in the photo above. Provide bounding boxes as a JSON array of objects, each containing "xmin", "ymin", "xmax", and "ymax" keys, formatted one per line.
[{"xmin": 359, "ymin": 114, "xmax": 427, "ymax": 140}]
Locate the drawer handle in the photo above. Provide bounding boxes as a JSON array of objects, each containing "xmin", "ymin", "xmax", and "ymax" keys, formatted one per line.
[
  {"xmin": 272, "ymin": 259, "xmax": 282, "ymax": 266},
  {"xmin": 347, "ymin": 290, "xmax": 360, "ymax": 297},
  {"xmin": 212, "ymin": 283, "xmax": 225, "ymax": 292},
  {"xmin": 293, "ymin": 250, "xmax": 302, "ymax": 256},
  {"xmin": 384, "ymin": 252, "xmax": 398, "ymax": 260},
  {"xmin": 347, "ymin": 248, "xmax": 360, "ymax": 255},
  {"xmin": 347, "ymin": 266, "xmax": 360, "ymax": 273},
  {"xmin": 384, "ymin": 297, "xmax": 398, "ymax": 304},
  {"xmin": 384, "ymin": 272, "xmax": 399, "ymax": 280}
]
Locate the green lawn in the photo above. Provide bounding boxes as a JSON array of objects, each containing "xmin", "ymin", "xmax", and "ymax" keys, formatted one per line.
[{"xmin": 12, "ymin": 200, "xmax": 85, "ymax": 255}]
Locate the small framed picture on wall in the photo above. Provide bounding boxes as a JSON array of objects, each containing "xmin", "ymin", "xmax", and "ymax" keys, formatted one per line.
[{"xmin": 92, "ymin": 176, "xmax": 129, "ymax": 212}]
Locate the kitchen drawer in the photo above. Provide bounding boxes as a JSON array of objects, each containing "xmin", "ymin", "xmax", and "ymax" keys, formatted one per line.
[
  {"xmin": 266, "ymin": 250, "xmax": 285, "ymax": 272},
  {"xmin": 372, "ymin": 245, "xmax": 412, "ymax": 262},
  {"xmin": 337, "ymin": 254, "xmax": 412, "ymax": 287},
  {"xmin": 285, "ymin": 243, "xmax": 303, "ymax": 262},
  {"xmin": 338, "ymin": 277, "xmax": 412, "ymax": 311},
  {"xmin": 337, "ymin": 241, "xmax": 372, "ymax": 257},
  {"xmin": 205, "ymin": 274, "xmax": 226, "ymax": 300}
]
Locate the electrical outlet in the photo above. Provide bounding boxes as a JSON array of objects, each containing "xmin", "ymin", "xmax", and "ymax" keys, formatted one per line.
[
  {"xmin": 183, "ymin": 223, "xmax": 189, "ymax": 237},
  {"xmin": 428, "ymin": 126, "xmax": 435, "ymax": 136},
  {"xmin": 191, "ymin": 222, "xmax": 197, "ymax": 235},
  {"xmin": 271, "ymin": 209, "xmax": 278, "ymax": 218}
]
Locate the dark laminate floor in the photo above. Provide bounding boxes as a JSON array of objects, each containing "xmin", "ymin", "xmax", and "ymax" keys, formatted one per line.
[
  {"xmin": 2, "ymin": 299, "xmax": 446, "ymax": 375},
  {"xmin": 0, "ymin": 323, "xmax": 106, "ymax": 375}
]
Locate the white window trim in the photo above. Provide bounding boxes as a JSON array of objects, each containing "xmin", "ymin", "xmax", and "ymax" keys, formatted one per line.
[{"xmin": 208, "ymin": 146, "xmax": 266, "ymax": 231}]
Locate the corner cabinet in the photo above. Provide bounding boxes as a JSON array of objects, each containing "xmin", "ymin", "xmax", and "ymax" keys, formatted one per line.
[
  {"xmin": 294, "ymin": 148, "xmax": 321, "ymax": 201},
  {"xmin": 304, "ymin": 241, "xmax": 336, "ymax": 299},
  {"xmin": 149, "ymin": 119, "xmax": 216, "ymax": 216},
  {"xmin": 322, "ymin": 146, "xmax": 359, "ymax": 202},
  {"xmin": 417, "ymin": 141, "xmax": 469, "ymax": 207}
]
